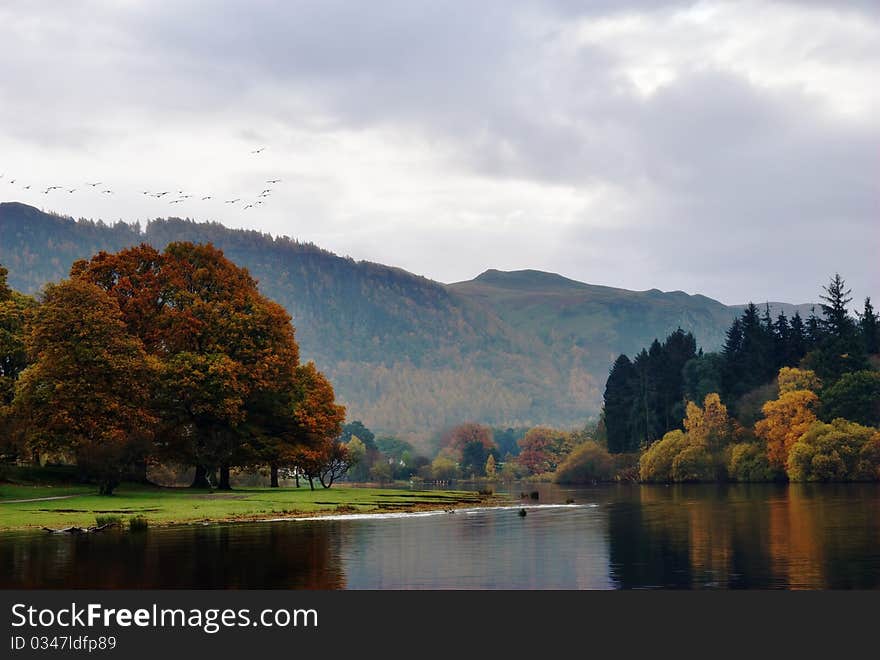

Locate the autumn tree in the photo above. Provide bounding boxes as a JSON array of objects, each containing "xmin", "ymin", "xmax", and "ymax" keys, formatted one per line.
[
  {"xmin": 285, "ymin": 363, "xmax": 347, "ymax": 490},
  {"xmin": 442, "ymin": 422, "xmax": 495, "ymax": 456},
  {"xmin": 0, "ymin": 266, "xmax": 37, "ymax": 459},
  {"xmin": 777, "ymin": 367, "xmax": 821, "ymax": 394},
  {"xmin": 72, "ymin": 242, "xmax": 306, "ymax": 489},
  {"xmin": 12, "ymin": 280, "xmax": 157, "ymax": 494},
  {"xmin": 787, "ymin": 419, "xmax": 880, "ymax": 482},
  {"xmin": 755, "ymin": 389, "xmax": 819, "ymax": 473},
  {"xmin": 484, "ymin": 454, "xmax": 497, "ymax": 479},
  {"xmin": 683, "ymin": 393, "xmax": 737, "ymax": 453},
  {"xmin": 554, "ymin": 441, "xmax": 613, "ymax": 484},
  {"xmin": 517, "ymin": 427, "xmax": 573, "ymax": 475}
]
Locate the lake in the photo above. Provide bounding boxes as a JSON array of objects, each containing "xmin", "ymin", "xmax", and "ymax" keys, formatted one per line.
[{"xmin": 2, "ymin": 482, "xmax": 879, "ymax": 589}]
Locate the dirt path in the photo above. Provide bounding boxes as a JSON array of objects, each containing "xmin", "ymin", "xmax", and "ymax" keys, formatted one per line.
[{"xmin": 1, "ymin": 495, "xmax": 82, "ymax": 504}]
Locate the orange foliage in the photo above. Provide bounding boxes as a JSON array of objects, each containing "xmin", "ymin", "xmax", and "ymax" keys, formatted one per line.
[{"xmin": 755, "ymin": 390, "xmax": 819, "ymax": 472}]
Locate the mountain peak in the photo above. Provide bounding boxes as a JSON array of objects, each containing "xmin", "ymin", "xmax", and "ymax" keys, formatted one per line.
[{"xmin": 469, "ymin": 268, "xmax": 588, "ymax": 290}]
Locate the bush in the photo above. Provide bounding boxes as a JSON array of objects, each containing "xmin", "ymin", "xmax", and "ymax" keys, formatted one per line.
[
  {"xmin": 787, "ymin": 419, "xmax": 880, "ymax": 482},
  {"xmin": 128, "ymin": 515, "xmax": 149, "ymax": 532},
  {"xmin": 554, "ymin": 441, "xmax": 613, "ymax": 484},
  {"xmin": 639, "ymin": 430, "xmax": 689, "ymax": 483},
  {"xmin": 95, "ymin": 515, "xmax": 122, "ymax": 527},
  {"xmin": 728, "ymin": 443, "xmax": 774, "ymax": 482},
  {"xmin": 671, "ymin": 444, "xmax": 715, "ymax": 482}
]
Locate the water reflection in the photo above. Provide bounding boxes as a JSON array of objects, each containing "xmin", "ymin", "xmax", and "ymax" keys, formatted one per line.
[
  {"xmin": 1, "ymin": 484, "xmax": 878, "ymax": 589},
  {"xmin": 606, "ymin": 483, "xmax": 880, "ymax": 589}
]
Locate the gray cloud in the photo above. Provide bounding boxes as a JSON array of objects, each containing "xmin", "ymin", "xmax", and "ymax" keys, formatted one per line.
[{"xmin": 0, "ymin": 1, "xmax": 876, "ymax": 306}]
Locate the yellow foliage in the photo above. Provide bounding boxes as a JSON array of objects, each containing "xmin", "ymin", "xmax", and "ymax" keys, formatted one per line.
[
  {"xmin": 755, "ymin": 389, "xmax": 818, "ymax": 471},
  {"xmin": 777, "ymin": 367, "xmax": 821, "ymax": 395},
  {"xmin": 684, "ymin": 393, "xmax": 734, "ymax": 451}
]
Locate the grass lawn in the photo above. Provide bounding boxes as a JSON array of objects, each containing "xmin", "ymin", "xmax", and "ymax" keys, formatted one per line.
[{"xmin": 0, "ymin": 482, "xmax": 494, "ymax": 531}]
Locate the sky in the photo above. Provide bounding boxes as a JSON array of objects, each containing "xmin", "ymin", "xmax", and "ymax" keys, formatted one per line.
[{"xmin": 0, "ymin": 0, "xmax": 877, "ymax": 306}]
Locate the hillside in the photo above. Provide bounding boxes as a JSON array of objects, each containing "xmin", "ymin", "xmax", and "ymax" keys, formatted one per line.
[{"xmin": 0, "ymin": 202, "xmax": 813, "ymax": 447}]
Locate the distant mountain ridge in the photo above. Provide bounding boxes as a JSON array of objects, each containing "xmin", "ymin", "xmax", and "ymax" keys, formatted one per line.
[{"xmin": 0, "ymin": 202, "xmax": 814, "ymax": 447}]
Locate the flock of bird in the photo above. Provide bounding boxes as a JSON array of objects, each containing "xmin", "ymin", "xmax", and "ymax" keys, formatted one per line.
[{"xmin": 1, "ymin": 147, "xmax": 281, "ymax": 212}]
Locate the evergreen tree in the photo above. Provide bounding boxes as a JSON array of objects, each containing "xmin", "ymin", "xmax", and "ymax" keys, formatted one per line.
[
  {"xmin": 604, "ymin": 354, "xmax": 637, "ymax": 453},
  {"xmin": 788, "ymin": 312, "xmax": 807, "ymax": 363},
  {"xmin": 773, "ymin": 312, "xmax": 790, "ymax": 368},
  {"xmin": 859, "ymin": 297, "xmax": 878, "ymax": 354},
  {"xmin": 806, "ymin": 307, "xmax": 824, "ymax": 349},
  {"xmin": 630, "ymin": 349, "xmax": 661, "ymax": 449},
  {"xmin": 819, "ymin": 273, "xmax": 854, "ymax": 339},
  {"xmin": 721, "ymin": 317, "xmax": 743, "ymax": 398},
  {"xmin": 658, "ymin": 328, "xmax": 697, "ymax": 432}
]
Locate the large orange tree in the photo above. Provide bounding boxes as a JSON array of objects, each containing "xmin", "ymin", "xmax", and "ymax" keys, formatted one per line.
[
  {"xmin": 71, "ymin": 242, "xmax": 336, "ymax": 489},
  {"xmin": 13, "ymin": 280, "xmax": 157, "ymax": 494}
]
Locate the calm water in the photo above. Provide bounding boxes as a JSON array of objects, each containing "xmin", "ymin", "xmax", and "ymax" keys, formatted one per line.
[{"xmin": 2, "ymin": 483, "xmax": 879, "ymax": 589}]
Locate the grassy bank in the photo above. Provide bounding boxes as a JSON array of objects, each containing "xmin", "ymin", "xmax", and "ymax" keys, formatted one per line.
[{"xmin": 0, "ymin": 481, "xmax": 496, "ymax": 531}]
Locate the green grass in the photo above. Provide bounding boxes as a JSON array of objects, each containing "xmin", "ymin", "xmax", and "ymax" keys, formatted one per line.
[
  {"xmin": 0, "ymin": 483, "xmax": 94, "ymax": 501},
  {"xmin": 0, "ymin": 482, "xmax": 492, "ymax": 531}
]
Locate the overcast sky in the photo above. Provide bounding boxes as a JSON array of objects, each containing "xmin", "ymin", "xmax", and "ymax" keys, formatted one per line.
[{"xmin": 1, "ymin": 1, "xmax": 877, "ymax": 305}]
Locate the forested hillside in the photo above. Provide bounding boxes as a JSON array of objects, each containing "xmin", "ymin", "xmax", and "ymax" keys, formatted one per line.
[{"xmin": 0, "ymin": 202, "xmax": 813, "ymax": 446}]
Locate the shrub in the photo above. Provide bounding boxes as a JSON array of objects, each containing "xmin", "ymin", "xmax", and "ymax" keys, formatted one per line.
[
  {"xmin": 787, "ymin": 419, "xmax": 880, "ymax": 482},
  {"xmin": 671, "ymin": 444, "xmax": 715, "ymax": 482},
  {"xmin": 639, "ymin": 430, "xmax": 689, "ymax": 483},
  {"xmin": 128, "ymin": 515, "xmax": 149, "ymax": 532},
  {"xmin": 728, "ymin": 443, "xmax": 774, "ymax": 482},
  {"xmin": 554, "ymin": 441, "xmax": 613, "ymax": 484},
  {"xmin": 95, "ymin": 515, "xmax": 122, "ymax": 527}
]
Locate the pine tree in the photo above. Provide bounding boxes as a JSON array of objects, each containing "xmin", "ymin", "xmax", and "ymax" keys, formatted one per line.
[
  {"xmin": 859, "ymin": 297, "xmax": 878, "ymax": 354},
  {"xmin": 789, "ymin": 312, "xmax": 807, "ymax": 363},
  {"xmin": 773, "ymin": 312, "xmax": 790, "ymax": 368},
  {"xmin": 806, "ymin": 306, "xmax": 824, "ymax": 349},
  {"xmin": 721, "ymin": 317, "xmax": 743, "ymax": 398},
  {"xmin": 604, "ymin": 354, "xmax": 637, "ymax": 453},
  {"xmin": 819, "ymin": 273, "xmax": 854, "ymax": 339}
]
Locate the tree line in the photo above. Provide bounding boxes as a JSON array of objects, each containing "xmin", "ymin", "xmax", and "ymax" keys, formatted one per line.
[
  {"xmin": 602, "ymin": 274, "xmax": 880, "ymax": 482},
  {"xmin": 0, "ymin": 245, "xmax": 349, "ymax": 494}
]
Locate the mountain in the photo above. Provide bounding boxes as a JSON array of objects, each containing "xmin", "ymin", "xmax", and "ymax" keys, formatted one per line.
[{"xmin": 0, "ymin": 202, "xmax": 814, "ymax": 448}]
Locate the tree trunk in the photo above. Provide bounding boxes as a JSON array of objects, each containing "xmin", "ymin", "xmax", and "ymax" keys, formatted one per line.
[
  {"xmin": 191, "ymin": 464, "xmax": 212, "ymax": 489},
  {"xmin": 270, "ymin": 464, "xmax": 279, "ymax": 488},
  {"xmin": 307, "ymin": 475, "xmax": 315, "ymax": 491},
  {"xmin": 218, "ymin": 464, "xmax": 231, "ymax": 490},
  {"xmin": 295, "ymin": 472, "xmax": 300, "ymax": 488}
]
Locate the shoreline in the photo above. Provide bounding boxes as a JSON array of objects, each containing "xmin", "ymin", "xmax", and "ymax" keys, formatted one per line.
[{"xmin": 0, "ymin": 484, "xmax": 504, "ymax": 533}]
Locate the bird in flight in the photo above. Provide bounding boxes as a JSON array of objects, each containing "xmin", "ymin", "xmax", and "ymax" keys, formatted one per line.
[
  {"xmin": 9, "ymin": 179, "xmax": 16, "ymax": 184},
  {"xmin": 251, "ymin": 147, "xmax": 266, "ymax": 154},
  {"xmin": 243, "ymin": 203, "xmax": 254, "ymax": 209},
  {"xmin": 101, "ymin": 190, "xmax": 113, "ymax": 194},
  {"xmin": 169, "ymin": 199, "xmax": 183, "ymax": 204},
  {"xmin": 68, "ymin": 189, "xmax": 76, "ymax": 193},
  {"xmin": 201, "ymin": 196, "xmax": 212, "ymax": 201},
  {"xmin": 22, "ymin": 185, "xmax": 30, "ymax": 189},
  {"xmin": 266, "ymin": 179, "xmax": 281, "ymax": 184},
  {"xmin": 86, "ymin": 182, "xmax": 101, "ymax": 187},
  {"xmin": 225, "ymin": 199, "xmax": 240, "ymax": 204}
]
